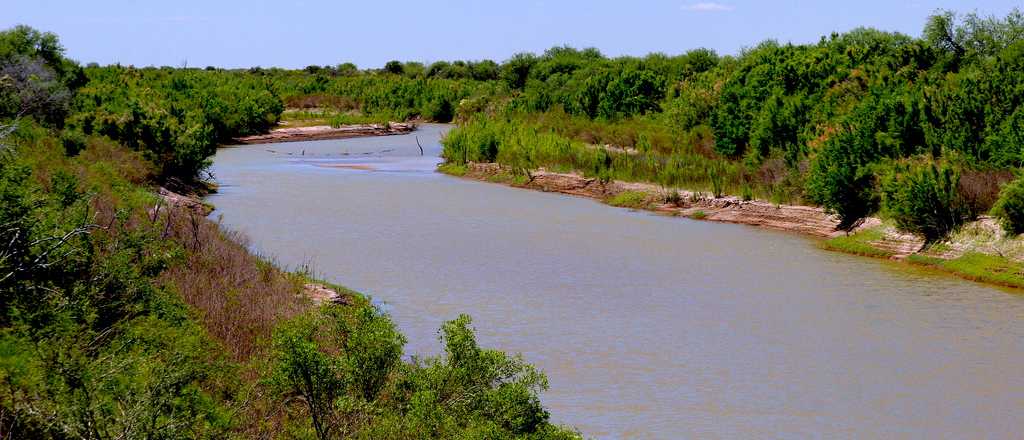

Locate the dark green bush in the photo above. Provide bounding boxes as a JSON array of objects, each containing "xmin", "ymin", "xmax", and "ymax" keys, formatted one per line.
[
  {"xmin": 806, "ymin": 135, "xmax": 880, "ymax": 230},
  {"xmin": 882, "ymin": 164, "xmax": 971, "ymax": 240},
  {"xmin": 269, "ymin": 311, "xmax": 569, "ymax": 439},
  {"xmin": 59, "ymin": 128, "xmax": 85, "ymax": 156},
  {"xmin": 991, "ymin": 176, "xmax": 1024, "ymax": 235}
]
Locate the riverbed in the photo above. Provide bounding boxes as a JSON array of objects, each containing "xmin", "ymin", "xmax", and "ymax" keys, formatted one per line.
[{"xmin": 208, "ymin": 124, "xmax": 1024, "ymax": 438}]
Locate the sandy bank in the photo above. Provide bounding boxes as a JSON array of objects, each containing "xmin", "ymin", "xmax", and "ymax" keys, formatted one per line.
[
  {"xmin": 302, "ymin": 283, "xmax": 353, "ymax": 306},
  {"xmin": 456, "ymin": 162, "xmax": 859, "ymax": 235},
  {"xmin": 157, "ymin": 186, "xmax": 214, "ymax": 216},
  {"xmin": 232, "ymin": 122, "xmax": 415, "ymax": 144}
]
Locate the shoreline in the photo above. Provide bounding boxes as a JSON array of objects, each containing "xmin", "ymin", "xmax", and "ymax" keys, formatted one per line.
[
  {"xmin": 444, "ymin": 162, "xmax": 862, "ymax": 238},
  {"xmin": 232, "ymin": 122, "xmax": 416, "ymax": 144},
  {"xmin": 441, "ymin": 162, "xmax": 1024, "ymax": 291}
]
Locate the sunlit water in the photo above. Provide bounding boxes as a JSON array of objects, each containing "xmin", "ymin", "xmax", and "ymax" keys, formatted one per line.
[{"xmin": 208, "ymin": 124, "xmax": 1024, "ymax": 438}]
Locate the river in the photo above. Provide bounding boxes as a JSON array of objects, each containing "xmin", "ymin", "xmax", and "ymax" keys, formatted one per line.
[{"xmin": 208, "ymin": 124, "xmax": 1024, "ymax": 438}]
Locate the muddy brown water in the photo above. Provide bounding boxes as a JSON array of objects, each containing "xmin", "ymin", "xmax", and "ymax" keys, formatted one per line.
[{"xmin": 208, "ymin": 124, "xmax": 1024, "ymax": 438}]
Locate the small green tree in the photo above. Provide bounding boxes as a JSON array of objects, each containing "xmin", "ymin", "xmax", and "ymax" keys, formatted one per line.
[
  {"xmin": 384, "ymin": 60, "xmax": 404, "ymax": 75},
  {"xmin": 333, "ymin": 306, "xmax": 404, "ymax": 400},
  {"xmin": 806, "ymin": 138, "xmax": 880, "ymax": 231},
  {"xmin": 269, "ymin": 314, "xmax": 343, "ymax": 440},
  {"xmin": 882, "ymin": 164, "xmax": 971, "ymax": 241},
  {"xmin": 991, "ymin": 176, "xmax": 1024, "ymax": 235}
]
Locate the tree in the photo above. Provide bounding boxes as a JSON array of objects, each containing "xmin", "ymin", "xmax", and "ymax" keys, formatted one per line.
[
  {"xmin": 384, "ymin": 60, "xmax": 404, "ymax": 75},
  {"xmin": 501, "ymin": 53, "xmax": 537, "ymax": 89},
  {"xmin": 806, "ymin": 133, "xmax": 880, "ymax": 230},
  {"xmin": 991, "ymin": 176, "xmax": 1024, "ymax": 235},
  {"xmin": 881, "ymin": 164, "xmax": 971, "ymax": 241},
  {"xmin": 924, "ymin": 10, "xmax": 966, "ymax": 58}
]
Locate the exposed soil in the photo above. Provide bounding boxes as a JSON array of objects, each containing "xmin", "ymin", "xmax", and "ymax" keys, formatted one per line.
[
  {"xmin": 232, "ymin": 122, "xmax": 416, "ymax": 144},
  {"xmin": 451, "ymin": 163, "xmax": 961, "ymax": 260},
  {"xmin": 302, "ymin": 283, "xmax": 353, "ymax": 306},
  {"xmin": 157, "ymin": 187, "xmax": 213, "ymax": 216},
  {"xmin": 458, "ymin": 163, "xmax": 858, "ymax": 238}
]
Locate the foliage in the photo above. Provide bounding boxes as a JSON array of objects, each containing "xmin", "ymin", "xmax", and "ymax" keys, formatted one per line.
[
  {"xmin": 0, "ymin": 25, "xmax": 84, "ymax": 125},
  {"xmin": 68, "ymin": 65, "xmax": 283, "ymax": 180},
  {"xmin": 881, "ymin": 164, "xmax": 971, "ymax": 241},
  {"xmin": 0, "ymin": 124, "xmax": 235, "ymax": 438},
  {"xmin": 991, "ymin": 176, "xmax": 1024, "ymax": 235},
  {"xmin": 0, "ymin": 26, "xmax": 573, "ymax": 439},
  {"xmin": 6, "ymin": 9, "xmax": 1024, "ymax": 436},
  {"xmin": 268, "ymin": 311, "xmax": 575, "ymax": 439},
  {"xmin": 434, "ymin": 8, "xmax": 1023, "ymax": 240},
  {"xmin": 805, "ymin": 132, "xmax": 881, "ymax": 230}
]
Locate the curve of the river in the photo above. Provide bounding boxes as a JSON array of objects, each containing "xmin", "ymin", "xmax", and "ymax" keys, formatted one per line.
[{"xmin": 208, "ymin": 124, "xmax": 1024, "ymax": 438}]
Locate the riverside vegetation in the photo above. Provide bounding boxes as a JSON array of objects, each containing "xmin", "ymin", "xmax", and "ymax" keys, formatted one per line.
[
  {"xmin": 0, "ymin": 26, "xmax": 577, "ymax": 438},
  {"xmin": 435, "ymin": 9, "xmax": 1024, "ymax": 287},
  {"xmin": 3, "ymin": 6, "xmax": 1024, "ymax": 439},
  {"xmin": 152, "ymin": 9, "xmax": 1024, "ymax": 288}
]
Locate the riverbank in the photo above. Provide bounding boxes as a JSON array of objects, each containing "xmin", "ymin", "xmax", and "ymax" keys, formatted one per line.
[
  {"xmin": 232, "ymin": 122, "xmax": 415, "ymax": 144},
  {"xmin": 440, "ymin": 162, "xmax": 1024, "ymax": 290}
]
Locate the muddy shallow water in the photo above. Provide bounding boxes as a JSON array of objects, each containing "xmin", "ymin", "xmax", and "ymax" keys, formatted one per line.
[{"xmin": 208, "ymin": 124, "xmax": 1024, "ymax": 438}]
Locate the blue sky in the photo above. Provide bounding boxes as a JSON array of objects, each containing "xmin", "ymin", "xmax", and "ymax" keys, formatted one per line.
[{"xmin": 5, "ymin": 1, "xmax": 1020, "ymax": 68}]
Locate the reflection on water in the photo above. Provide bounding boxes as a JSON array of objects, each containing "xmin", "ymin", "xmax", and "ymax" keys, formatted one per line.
[{"xmin": 209, "ymin": 124, "xmax": 1024, "ymax": 438}]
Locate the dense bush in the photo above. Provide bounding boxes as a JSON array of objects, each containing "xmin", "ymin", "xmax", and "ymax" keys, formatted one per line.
[
  {"xmin": 0, "ymin": 124, "xmax": 236, "ymax": 438},
  {"xmin": 881, "ymin": 164, "xmax": 971, "ymax": 240},
  {"xmin": 991, "ymin": 176, "xmax": 1024, "ymax": 235},
  {"xmin": 67, "ymin": 66, "xmax": 283, "ymax": 180},
  {"xmin": 805, "ymin": 132, "xmax": 881, "ymax": 230},
  {"xmin": 0, "ymin": 25, "xmax": 84, "ymax": 125},
  {"xmin": 268, "ymin": 310, "xmax": 574, "ymax": 439}
]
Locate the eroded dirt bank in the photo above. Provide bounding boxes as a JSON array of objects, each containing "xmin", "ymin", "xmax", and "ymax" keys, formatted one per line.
[
  {"xmin": 232, "ymin": 122, "xmax": 415, "ymax": 144},
  {"xmin": 456, "ymin": 162, "xmax": 859, "ymax": 235}
]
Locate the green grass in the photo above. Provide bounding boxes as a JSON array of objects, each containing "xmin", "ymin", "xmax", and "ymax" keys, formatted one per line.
[
  {"xmin": 907, "ymin": 252, "xmax": 1024, "ymax": 289},
  {"xmin": 327, "ymin": 112, "xmax": 395, "ymax": 127},
  {"xmin": 279, "ymin": 109, "xmax": 397, "ymax": 127},
  {"xmin": 821, "ymin": 228, "xmax": 894, "ymax": 258},
  {"xmin": 690, "ymin": 210, "xmax": 708, "ymax": 220},
  {"xmin": 606, "ymin": 190, "xmax": 651, "ymax": 209},
  {"xmin": 474, "ymin": 169, "xmax": 531, "ymax": 186},
  {"xmin": 485, "ymin": 171, "xmax": 516, "ymax": 184},
  {"xmin": 437, "ymin": 163, "xmax": 468, "ymax": 176}
]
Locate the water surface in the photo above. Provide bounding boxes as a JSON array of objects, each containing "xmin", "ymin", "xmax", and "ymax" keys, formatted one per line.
[{"xmin": 209, "ymin": 124, "xmax": 1024, "ymax": 438}]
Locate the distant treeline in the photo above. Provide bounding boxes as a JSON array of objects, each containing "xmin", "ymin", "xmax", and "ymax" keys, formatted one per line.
[
  {"xmin": 8, "ymin": 10, "xmax": 1024, "ymax": 238},
  {"xmin": 438, "ymin": 9, "xmax": 1024, "ymax": 239}
]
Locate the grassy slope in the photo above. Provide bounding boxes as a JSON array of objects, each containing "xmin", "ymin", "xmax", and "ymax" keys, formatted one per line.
[{"xmin": 824, "ymin": 226, "xmax": 1024, "ymax": 290}]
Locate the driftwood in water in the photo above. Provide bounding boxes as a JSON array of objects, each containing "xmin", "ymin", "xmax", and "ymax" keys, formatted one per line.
[{"xmin": 415, "ymin": 136, "xmax": 424, "ymax": 156}]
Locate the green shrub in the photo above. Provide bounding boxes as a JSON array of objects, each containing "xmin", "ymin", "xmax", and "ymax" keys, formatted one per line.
[
  {"xmin": 991, "ymin": 176, "xmax": 1024, "ymax": 235},
  {"xmin": 741, "ymin": 184, "xmax": 754, "ymax": 201},
  {"xmin": 268, "ymin": 311, "xmax": 570, "ymax": 439},
  {"xmin": 882, "ymin": 164, "xmax": 971, "ymax": 241},
  {"xmin": 805, "ymin": 143, "xmax": 879, "ymax": 230},
  {"xmin": 59, "ymin": 128, "xmax": 86, "ymax": 156}
]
